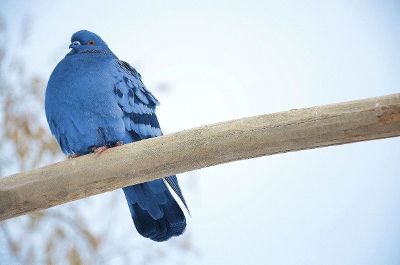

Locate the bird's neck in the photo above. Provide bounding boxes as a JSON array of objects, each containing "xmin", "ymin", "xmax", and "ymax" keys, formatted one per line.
[{"xmin": 67, "ymin": 48, "xmax": 116, "ymax": 58}]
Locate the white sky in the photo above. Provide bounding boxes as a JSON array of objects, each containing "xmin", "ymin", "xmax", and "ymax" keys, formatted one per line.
[{"xmin": 1, "ymin": 0, "xmax": 400, "ymax": 264}]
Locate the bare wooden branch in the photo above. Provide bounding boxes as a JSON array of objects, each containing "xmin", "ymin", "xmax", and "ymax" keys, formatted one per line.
[{"xmin": 1, "ymin": 93, "xmax": 400, "ymax": 221}]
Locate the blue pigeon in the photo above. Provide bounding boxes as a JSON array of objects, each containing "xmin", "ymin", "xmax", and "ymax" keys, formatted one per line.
[{"xmin": 45, "ymin": 30, "xmax": 188, "ymax": 241}]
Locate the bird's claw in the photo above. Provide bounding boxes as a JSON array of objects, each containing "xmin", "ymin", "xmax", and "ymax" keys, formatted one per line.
[
  {"xmin": 91, "ymin": 145, "xmax": 109, "ymax": 154},
  {"xmin": 90, "ymin": 141, "xmax": 123, "ymax": 154},
  {"xmin": 68, "ymin": 154, "xmax": 81, "ymax": 159}
]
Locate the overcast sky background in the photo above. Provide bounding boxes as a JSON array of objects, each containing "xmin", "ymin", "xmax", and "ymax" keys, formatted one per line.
[{"xmin": 1, "ymin": 0, "xmax": 400, "ymax": 264}]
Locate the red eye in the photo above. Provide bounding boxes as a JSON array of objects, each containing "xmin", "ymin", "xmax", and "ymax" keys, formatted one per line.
[{"xmin": 88, "ymin": 40, "xmax": 95, "ymax": 45}]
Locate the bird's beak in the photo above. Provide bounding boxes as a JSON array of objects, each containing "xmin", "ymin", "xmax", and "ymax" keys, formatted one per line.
[{"xmin": 69, "ymin": 41, "xmax": 81, "ymax": 49}]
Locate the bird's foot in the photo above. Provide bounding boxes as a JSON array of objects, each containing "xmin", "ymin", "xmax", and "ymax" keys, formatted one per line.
[
  {"xmin": 91, "ymin": 145, "xmax": 109, "ymax": 154},
  {"xmin": 90, "ymin": 141, "xmax": 124, "ymax": 154},
  {"xmin": 115, "ymin": 141, "xmax": 124, "ymax": 147},
  {"xmin": 68, "ymin": 154, "xmax": 81, "ymax": 159}
]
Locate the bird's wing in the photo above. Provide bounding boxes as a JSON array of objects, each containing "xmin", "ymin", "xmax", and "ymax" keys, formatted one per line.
[
  {"xmin": 113, "ymin": 60, "xmax": 189, "ymax": 212},
  {"xmin": 113, "ymin": 60, "xmax": 161, "ymax": 139}
]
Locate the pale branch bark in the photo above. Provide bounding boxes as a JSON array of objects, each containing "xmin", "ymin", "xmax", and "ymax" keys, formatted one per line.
[{"xmin": 1, "ymin": 93, "xmax": 400, "ymax": 221}]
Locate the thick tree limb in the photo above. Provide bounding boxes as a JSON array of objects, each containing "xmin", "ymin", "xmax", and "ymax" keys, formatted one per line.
[{"xmin": 1, "ymin": 93, "xmax": 400, "ymax": 221}]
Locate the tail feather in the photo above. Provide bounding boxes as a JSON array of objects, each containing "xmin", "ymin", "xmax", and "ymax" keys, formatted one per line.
[
  {"xmin": 123, "ymin": 178, "xmax": 186, "ymax": 242},
  {"xmin": 164, "ymin": 175, "xmax": 190, "ymax": 214}
]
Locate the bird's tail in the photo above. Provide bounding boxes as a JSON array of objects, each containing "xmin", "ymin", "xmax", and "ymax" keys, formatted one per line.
[{"xmin": 122, "ymin": 177, "xmax": 186, "ymax": 242}]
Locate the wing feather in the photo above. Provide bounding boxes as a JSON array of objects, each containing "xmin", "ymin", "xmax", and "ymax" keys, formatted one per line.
[{"xmin": 113, "ymin": 60, "xmax": 160, "ymax": 139}]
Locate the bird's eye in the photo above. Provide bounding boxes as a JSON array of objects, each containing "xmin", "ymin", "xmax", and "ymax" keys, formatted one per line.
[{"xmin": 88, "ymin": 40, "xmax": 95, "ymax": 45}]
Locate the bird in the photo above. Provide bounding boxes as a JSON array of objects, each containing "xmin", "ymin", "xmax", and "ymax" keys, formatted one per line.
[{"xmin": 45, "ymin": 30, "xmax": 188, "ymax": 242}]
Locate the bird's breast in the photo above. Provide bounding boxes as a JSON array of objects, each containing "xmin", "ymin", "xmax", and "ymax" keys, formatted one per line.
[{"xmin": 45, "ymin": 57, "xmax": 127, "ymax": 154}]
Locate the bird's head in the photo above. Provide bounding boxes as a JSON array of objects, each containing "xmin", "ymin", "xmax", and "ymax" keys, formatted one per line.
[{"xmin": 68, "ymin": 30, "xmax": 111, "ymax": 55}]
